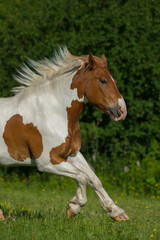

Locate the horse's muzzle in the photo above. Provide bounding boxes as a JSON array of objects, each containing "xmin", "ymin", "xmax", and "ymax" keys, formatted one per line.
[{"xmin": 108, "ymin": 98, "xmax": 127, "ymax": 122}]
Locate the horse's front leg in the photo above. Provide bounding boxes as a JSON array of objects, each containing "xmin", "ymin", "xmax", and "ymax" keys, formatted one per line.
[
  {"xmin": 67, "ymin": 180, "xmax": 87, "ymax": 218},
  {"xmin": 68, "ymin": 152, "xmax": 129, "ymax": 221}
]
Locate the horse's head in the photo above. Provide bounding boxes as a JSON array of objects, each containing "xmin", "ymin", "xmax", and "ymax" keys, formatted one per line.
[
  {"xmin": 72, "ymin": 53, "xmax": 127, "ymax": 122},
  {"xmin": 85, "ymin": 53, "xmax": 127, "ymax": 121}
]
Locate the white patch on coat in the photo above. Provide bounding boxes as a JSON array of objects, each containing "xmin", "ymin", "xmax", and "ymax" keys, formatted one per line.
[
  {"xmin": 118, "ymin": 97, "xmax": 126, "ymax": 111},
  {"xmin": 118, "ymin": 97, "xmax": 127, "ymax": 119}
]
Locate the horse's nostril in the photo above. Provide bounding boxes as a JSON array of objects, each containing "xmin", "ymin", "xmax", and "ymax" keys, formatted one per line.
[
  {"xmin": 117, "ymin": 110, "xmax": 121, "ymax": 117},
  {"xmin": 119, "ymin": 106, "xmax": 123, "ymax": 113},
  {"xmin": 109, "ymin": 109, "xmax": 114, "ymax": 115},
  {"xmin": 108, "ymin": 106, "xmax": 121, "ymax": 118}
]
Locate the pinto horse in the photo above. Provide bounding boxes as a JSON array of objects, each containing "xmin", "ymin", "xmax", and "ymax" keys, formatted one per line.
[{"xmin": 0, "ymin": 47, "xmax": 129, "ymax": 221}]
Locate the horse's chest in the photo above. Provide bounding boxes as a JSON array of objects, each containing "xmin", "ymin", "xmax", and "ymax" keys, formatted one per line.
[
  {"xmin": 49, "ymin": 121, "xmax": 81, "ymax": 163},
  {"xmin": 49, "ymin": 101, "xmax": 83, "ymax": 163},
  {"xmin": 69, "ymin": 125, "xmax": 81, "ymax": 157}
]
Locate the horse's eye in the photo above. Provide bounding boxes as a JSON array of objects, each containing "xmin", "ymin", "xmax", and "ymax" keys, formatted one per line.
[{"xmin": 99, "ymin": 79, "xmax": 107, "ymax": 84}]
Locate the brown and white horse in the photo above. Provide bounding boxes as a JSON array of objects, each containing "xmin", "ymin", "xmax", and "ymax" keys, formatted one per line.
[{"xmin": 0, "ymin": 47, "xmax": 129, "ymax": 221}]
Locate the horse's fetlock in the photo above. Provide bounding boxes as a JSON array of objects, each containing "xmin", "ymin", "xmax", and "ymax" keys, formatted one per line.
[
  {"xmin": 69, "ymin": 202, "xmax": 81, "ymax": 215},
  {"xmin": 78, "ymin": 197, "xmax": 87, "ymax": 207}
]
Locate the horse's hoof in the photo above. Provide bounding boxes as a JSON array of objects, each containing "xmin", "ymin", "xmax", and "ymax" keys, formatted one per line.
[
  {"xmin": 0, "ymin": 210, "xmax": 6, "ymax": 221},
  {"xmin": 67, "ymin": 205, "xmax": 76, "ymax": 219},
  {"xmin": 112, "ymin": 212, "xmax": 129, "ymax": 221}
]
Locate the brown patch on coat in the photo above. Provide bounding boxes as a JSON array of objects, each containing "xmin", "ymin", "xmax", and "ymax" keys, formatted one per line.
[
  {"xmin": 3, "ymin": 114, "xmax": 43, "ymax": 161},
  {"xmin": 50, "ymin": 100, "xmax": 84, "ymax": 165},
  {"xmin": 70, "ymin": 63, "xmax": 88, "ymax": 99}
]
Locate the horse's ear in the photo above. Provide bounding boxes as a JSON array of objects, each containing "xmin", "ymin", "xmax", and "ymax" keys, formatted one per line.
[
  {"xmin": 101, "ymin": 53, "xmax": 107, "ymax": 62},
  {"xmin": 88, "ymin": 52, "xmax": 96, "ymax": 70}
]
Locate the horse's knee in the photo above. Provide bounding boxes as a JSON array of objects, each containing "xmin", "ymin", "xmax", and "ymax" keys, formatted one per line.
[{"xmin": 90, "ymin": 178, "xmax": 102, "ymax": 190}]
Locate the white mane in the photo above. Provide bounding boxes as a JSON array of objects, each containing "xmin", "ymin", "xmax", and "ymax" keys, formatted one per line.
[{"xmin": 12, "ymin": 46, "xmax": 83, "ymax": 94}]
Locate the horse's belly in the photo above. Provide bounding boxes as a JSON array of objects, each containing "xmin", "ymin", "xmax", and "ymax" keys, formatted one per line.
[{"xmin": 0, "ymin": 155, "xmax": 35, "ymax": 166}]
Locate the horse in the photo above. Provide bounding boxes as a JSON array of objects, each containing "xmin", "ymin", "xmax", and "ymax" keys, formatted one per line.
[{"xmin": 0, "ymin": 47, "xmax": 129, "ymax": 221}]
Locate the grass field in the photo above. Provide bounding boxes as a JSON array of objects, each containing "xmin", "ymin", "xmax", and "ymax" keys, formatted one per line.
[{"xmin": 0, "ymin": 174, "xmax": 160, "ymax": 240}]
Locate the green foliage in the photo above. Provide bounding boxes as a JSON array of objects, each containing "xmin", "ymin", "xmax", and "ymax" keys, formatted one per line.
[{"xmin": 0, "ymin": 0, "xmax": 160, "ymax": 193}]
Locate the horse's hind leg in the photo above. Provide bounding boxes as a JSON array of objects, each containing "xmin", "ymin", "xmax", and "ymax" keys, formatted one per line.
[{"xmin": 0, "ymin": 209, "xmax": 6, "ymax": 221}]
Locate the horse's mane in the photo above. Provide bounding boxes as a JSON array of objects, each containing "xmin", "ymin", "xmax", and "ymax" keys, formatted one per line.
[{"xmin": 12, "ymin": 46, "xmax": 83, "ymax": 94}]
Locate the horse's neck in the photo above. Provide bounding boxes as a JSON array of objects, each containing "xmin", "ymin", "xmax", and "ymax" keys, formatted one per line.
[{"xmin": 16, "ymin": 70, "xmax": 84, "ymax": 122}]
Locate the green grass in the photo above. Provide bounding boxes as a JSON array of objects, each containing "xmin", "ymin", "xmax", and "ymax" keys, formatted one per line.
[{"xmin": 0, "ymin": 175, "xmax": 160, "ymax": 240}]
